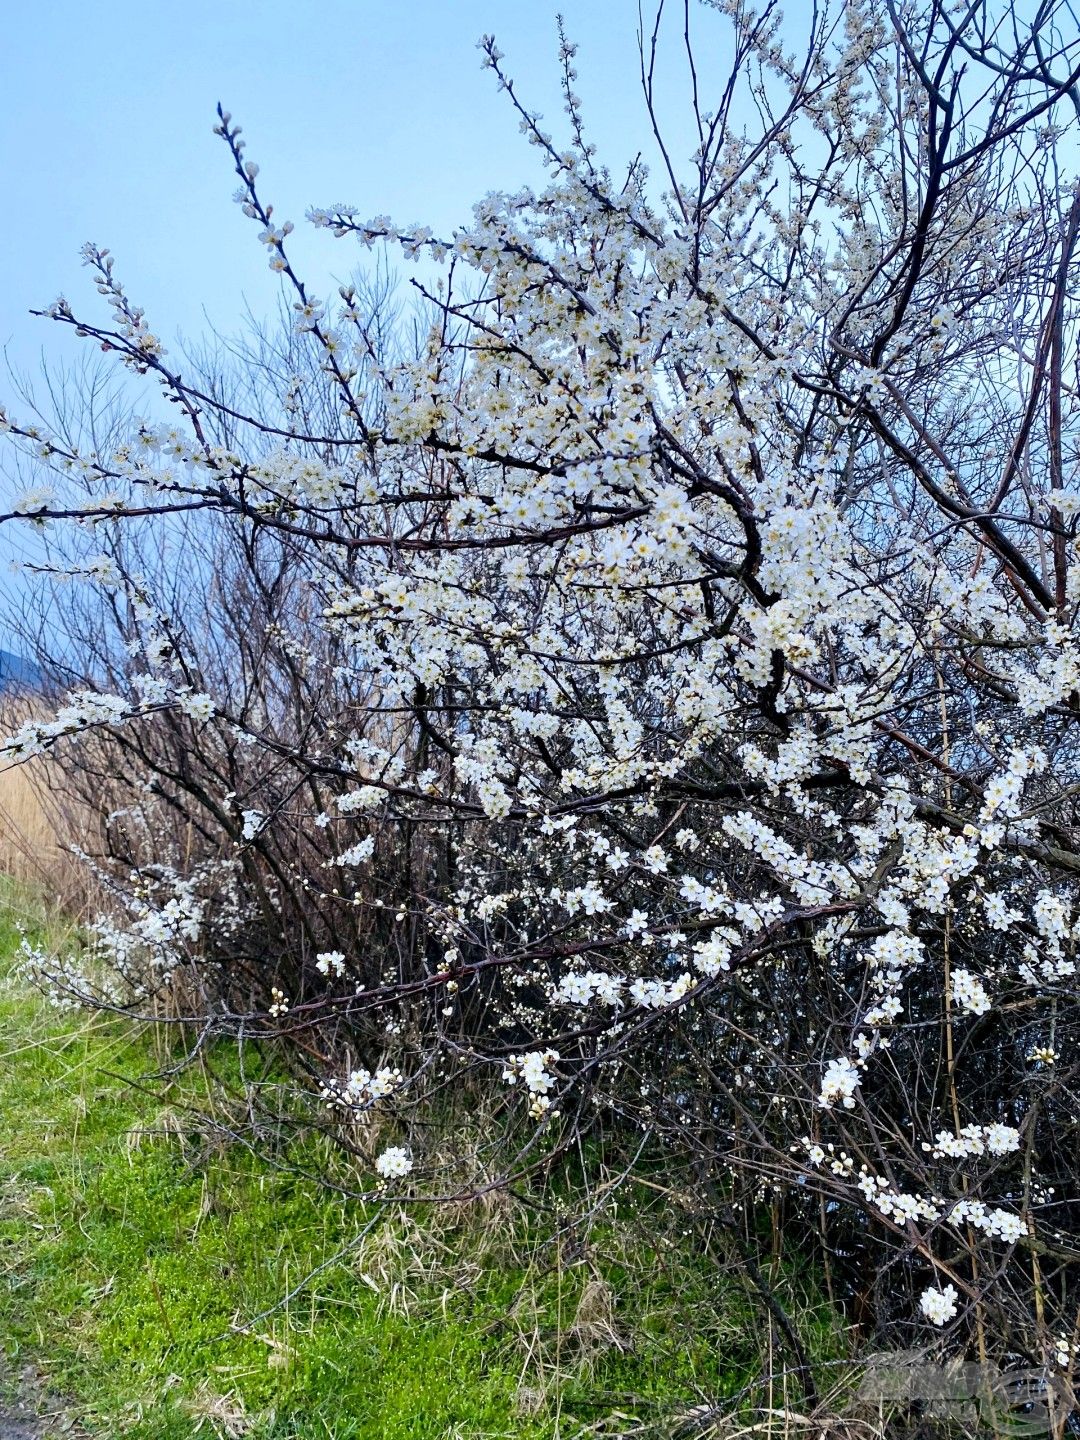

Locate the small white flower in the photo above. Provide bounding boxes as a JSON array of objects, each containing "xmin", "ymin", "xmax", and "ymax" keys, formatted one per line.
[
  {"xmin": 315, "ymin": 950, "xmax": 346, "ymax": 977},
  {"xmin": 624, "ymin": 908, "xmax": 649, "ymax": 938},
  {"xmin": 984, "ymin": 1122, "xmax": 1021, "ymax": 1156},
  {"xmin": 177, "ymin": 691, "xmax": 214, "ymax": 722},
  {"xmin": 1028, "ymin": 1045, "xmax": 1059, "ymax": 1065},
  {"xmin": 374, "ymin": 1146, "xmax": 413, "ymax": 1180},
  {"xmin": 819, "ymin": 1056, "xmax": 861, "ymax": 1109},
  {"xmin": 950, "ymin": 967, "xmax": 991, "ymax": 1016},
  {"xmin": 13, "ymin": 486, "xmax": 56, "ymax": 514},
  {"xmin": 642, "ymin": 845, "xmax": 669, "ymax": 874},
  {"xmin": 919, "ymin": 1284, "xmax": 958, "ymax": 1326},
  {"xmin": 335, "ymin": 836, "xmax": 375, "ymax": 865}
]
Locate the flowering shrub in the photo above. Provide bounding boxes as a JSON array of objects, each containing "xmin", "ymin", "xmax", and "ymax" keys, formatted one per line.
[{"xmin": 3, "ymin": 0, "xmax": 1080, "ymax": 1379}]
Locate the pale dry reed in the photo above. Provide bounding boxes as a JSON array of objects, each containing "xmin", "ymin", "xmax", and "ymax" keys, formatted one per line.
[{"xmin": 0, "ymin": 699, "xmax": 88, "ymax": 907}]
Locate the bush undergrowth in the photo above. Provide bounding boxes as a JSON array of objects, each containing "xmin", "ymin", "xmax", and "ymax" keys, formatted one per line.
[{"xmin": 0, "ymin": 882, "xmax": 845, "ymax": 1438}]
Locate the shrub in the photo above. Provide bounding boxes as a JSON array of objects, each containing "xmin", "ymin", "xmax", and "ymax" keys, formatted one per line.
[{"xmin": 3, "ymin": 0, "xmax": 1080, "ymax": 1384}]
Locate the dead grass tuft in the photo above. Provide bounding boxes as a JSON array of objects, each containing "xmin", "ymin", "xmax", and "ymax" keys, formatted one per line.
[
  {"xmin": 180, "ymin": 1379, "xmax": 258, "ymax": 1437},
  {"xmin": 568, "ymin": 1275, "xmax": 626, "ymax": 1359},
  {"xmin": 351, "ymin": 1208, "xmax": 454, "ymax": 1318}
]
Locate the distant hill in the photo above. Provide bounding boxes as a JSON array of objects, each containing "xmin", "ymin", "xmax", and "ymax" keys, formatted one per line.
[{"xmin": 0, "ymin": 649, "xmax": 42, "ymax": 693}]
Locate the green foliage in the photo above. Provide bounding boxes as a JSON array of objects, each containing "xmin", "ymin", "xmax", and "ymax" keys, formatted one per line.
[{"xmin": 0, "ymin": 885, "xmax": 844, "ymax": 1437}]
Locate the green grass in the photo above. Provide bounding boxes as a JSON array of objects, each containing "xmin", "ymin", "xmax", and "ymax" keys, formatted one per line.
[{"xmin": 0, "ymin": 883, "xmax": 844, "ymax": 1438}]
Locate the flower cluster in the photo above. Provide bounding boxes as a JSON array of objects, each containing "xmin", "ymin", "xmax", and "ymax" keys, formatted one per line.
[
  {"xmin": 322, "ymin": 1066, "xmax": 403, "ymax": 1111},
  {"xmin": 504, "ymin": 1049, "xmax": 561, "ymax": 1118},
  {"xmin": 374, "ymin": 1146, "xmax": 413, "ymax": 1180},
  {"xmin": 920, "ymin": 1285, "xmax": 959, "ymax": 1327},
  {"xmin": 926, "ymin": 1124, "xmax": 1021, "ymax": 1160}
]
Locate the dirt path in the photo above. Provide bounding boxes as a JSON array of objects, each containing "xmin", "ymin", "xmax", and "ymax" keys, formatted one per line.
[{"xmin": 0, "ymin": 1362, "xmax": 83, "ymax": 1438}]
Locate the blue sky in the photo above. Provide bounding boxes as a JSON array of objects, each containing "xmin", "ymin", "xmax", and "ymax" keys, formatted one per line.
[
  {"xmin": 2, "ymin": 0, "xmax": 709, "ymax": 384},
  {"xmin": 2, "ymin": 1, "xmax": 720, "ymax": 638}
]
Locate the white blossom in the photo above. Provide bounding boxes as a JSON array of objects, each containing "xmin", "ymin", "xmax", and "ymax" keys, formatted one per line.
[
  {"xmin": 920, "ymin": 1284, "xmax": 959, "ymax": 1326},
  {"xmin": 374, "ymin": 1146, "xmax": 413, "ymax": 1180}
]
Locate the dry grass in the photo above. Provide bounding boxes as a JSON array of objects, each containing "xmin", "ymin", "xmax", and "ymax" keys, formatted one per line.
[
  {"xmin": 0, "ymin": 700, "xmax": 93, "ymax": 910},
  {"xmin": 0, "ymin": 757, "xmax": 78, "ymax": 897},
  {"xmin": 180, "ymin": 1380, "xmax": 258, "ymax": 1437}
]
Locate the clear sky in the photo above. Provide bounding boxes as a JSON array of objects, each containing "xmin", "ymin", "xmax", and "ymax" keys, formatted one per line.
[
  {"xmin": 1, "ymin": 1, "xmax": 734, "ymax": 644},
  {"xmin": 2, "ymin": 0, "xmax": 711, "ymax": 385}
]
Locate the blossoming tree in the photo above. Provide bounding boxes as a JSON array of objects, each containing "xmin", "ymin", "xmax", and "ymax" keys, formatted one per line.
[{"xmin": 3, "ymin": 0, "xmax": 1080, "ymax": 1381}]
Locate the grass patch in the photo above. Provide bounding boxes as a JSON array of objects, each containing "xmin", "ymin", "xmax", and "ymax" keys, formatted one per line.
[{"xmin": 0, "ymin": 882, "xmax": 844, "ymax": 1437}]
